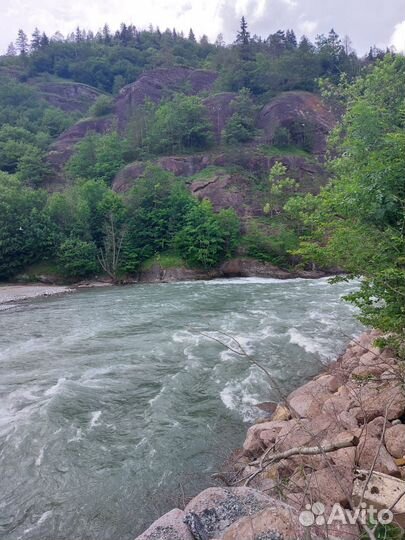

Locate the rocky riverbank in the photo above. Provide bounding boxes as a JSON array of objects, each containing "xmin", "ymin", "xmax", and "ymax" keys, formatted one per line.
[
  {"xmin": 136, "ymin": 258, "xmax": 330, "ymax": 283},
  {"xmin": 136, "ymin": 331, "xmax": 405, "ymax": 539}
]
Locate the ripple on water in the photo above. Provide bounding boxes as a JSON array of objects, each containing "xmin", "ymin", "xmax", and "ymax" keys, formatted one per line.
[{"xmin": 0, "ymin": 277, "xmax": 362, "ymax": 539}]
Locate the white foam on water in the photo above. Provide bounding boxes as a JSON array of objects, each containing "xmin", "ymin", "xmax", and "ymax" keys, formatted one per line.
[
  {"xmin": 44, "ymin": 377, "xmax": 66, "ymax": 396},
  {"xmin": 89, "ymin": 411, "xmax": 102, "ymax": 428},
  {"xmin": 220, "ymin": 369, "xmax": 266, "ymax": 422},
  {"xmin": 23, "ymin": 510, "xmax": 53, "ymax": 534},
  {"xmin": 35, "ymin": 446, "xmax": 45, "ymax": 466},
  {"xmin": 288, "ymin": 328, "xmax": 330, "ymax": 357},
  {"xmin": 68, "ymin": 428, "xmax": 83, "ymax": 443}
]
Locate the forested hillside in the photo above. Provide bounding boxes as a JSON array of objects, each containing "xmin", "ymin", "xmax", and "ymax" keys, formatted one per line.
[{"xmin": 0, "ymin": 20, "xmax": 403, "ymax": 351}]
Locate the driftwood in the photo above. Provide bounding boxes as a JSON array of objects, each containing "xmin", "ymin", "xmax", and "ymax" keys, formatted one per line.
[
  {"xmin": 240, "ymin": 434, "xmax": 359, "ymax": 487},
  {"xmin": 258, "ymin": 433, "xmax": 359, "ymax": 466}
]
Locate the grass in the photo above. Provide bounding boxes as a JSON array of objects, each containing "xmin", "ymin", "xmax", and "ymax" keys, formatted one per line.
[
  {"xmin": 140, "ymin": 253, "xmax": 185, "ymax": 271},
  {"xmin": 259, "ymin": 144, "xmax": 315, "ymax": 159},
  {"xmin": 186, "ymin": 166, "xmax": 227, "ymax": 182}
]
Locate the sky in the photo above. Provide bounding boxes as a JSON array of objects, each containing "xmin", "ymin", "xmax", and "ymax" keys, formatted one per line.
[{"xmin": 1, "ymin": 0, "xmax": 405, "ymax": 55}]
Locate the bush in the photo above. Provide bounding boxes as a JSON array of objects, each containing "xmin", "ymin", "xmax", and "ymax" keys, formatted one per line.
[
  {"xmin": 89, "ymin": 95, "xmax": 114, "ymax": 117},
  {"xmin": 174, "ymin": 201, "xmax": 240, "ymax": 268},
  {"xmin": 57, "ymin": 238, "xmax": 98, "ymax": 278},
  {"xmin": 272, "ymin": 126, "xmax": 291, "ymax": 148}
]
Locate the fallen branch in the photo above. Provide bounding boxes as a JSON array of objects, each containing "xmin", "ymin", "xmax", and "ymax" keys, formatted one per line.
[{"xmin": 257, "ymin": 434, "xmax": 359, "ymax": 467}]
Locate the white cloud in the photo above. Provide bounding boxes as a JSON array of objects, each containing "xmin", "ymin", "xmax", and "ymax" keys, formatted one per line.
[
  {"xmin": 298, "ymin": 19, "xmax": 318, "ymax": 36},
  {"xmin": 390, "ymin": 19, "xmax": 405, "ymax": 52}
]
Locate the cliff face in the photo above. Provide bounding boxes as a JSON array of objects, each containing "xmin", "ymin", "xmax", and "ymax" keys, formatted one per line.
[
  {"xmin": 135, "ymin": 332, "xmax": 405, "ymax": 540},
  {"xmin": 46, "ymin": 67, "xmax": 336, "ymax": 200},
  {"xmin": 33, "ymin": 80, "xmax": 104, "ymax": 113}
]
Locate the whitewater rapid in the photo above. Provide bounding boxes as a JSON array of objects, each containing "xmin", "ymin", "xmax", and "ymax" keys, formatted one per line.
[{"xmin": 0, "ymin": 277, "xmax": 362, "ymax": 539}]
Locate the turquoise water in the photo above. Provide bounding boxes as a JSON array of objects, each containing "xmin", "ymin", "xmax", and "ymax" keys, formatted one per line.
[{"xmin": 0, "ymin": 277, "xmax": 362, "ymax": 538}]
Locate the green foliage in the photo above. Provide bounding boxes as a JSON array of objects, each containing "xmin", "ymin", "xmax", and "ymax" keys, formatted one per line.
[
  {"xmin": 16, "ymin": 146, "xmax": 50, "ymax": 185},
  {"xmin": 264, "ymin": 162, "xmax": 299, "ymax": 216},
  {"xmin": 243, "ymin": 221, "xmax": 299, "ymax": 267},
  {"xmin": 57, "ymin": 238, "xmax": 98, "ymax": 278},
  {"xmin": 0, "ymin": 174, "xmax": 55, "ymax": 279},
  {"xmin": 0, "ymin": 77, "xmax": 75, "ymax": 180},
  {"xmin": 88, "ymin": 94, "xmax": 114, "ymax": 117},
  {"xmin": 141, "ymin": 253, "xmax": 185, "ymax": 271},
  {"xmin": 223, "ymin": 88, "xmax": 257, "ymax": 143},
  {"xmin": 174, "ymin": 200, "xmax": 239, "ymax": 268},
  {"xmin": 289, "ymin": 55, "xmax": 405, "ymax": 355},
  {"xmin": 272, "ymin": 126, "xmax": 291, "ymax": 148},
  {"xmin": 66, "ymin": 131, "xmax": 127, "ymax": 184},
  {"xmin": 145, "ymin": 94, "xmax": 213, "ymax": 154}
]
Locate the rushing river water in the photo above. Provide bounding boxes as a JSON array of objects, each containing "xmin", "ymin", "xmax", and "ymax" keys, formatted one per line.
[{"xmin": 0, "ymin": 277, "xmax": 363, "ymax": 539}]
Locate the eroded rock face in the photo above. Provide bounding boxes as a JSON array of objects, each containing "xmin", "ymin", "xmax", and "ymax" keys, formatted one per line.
[
  {"xmin": 257, "ymin": 91, "xmax": 336, "ymax": 154},
  {"xmin": 202, "ymin": 92, "xmax": 238, "ymax": 142},
  {"xmin": 115, "ymin": 67, "xmax": 218, "ymax": 131},
  {"xmin": 34, "ymin": 81, "xmax": 103, "ymax": 113},
  {"xmin": 47, "ymin": 116, "xmax": 112, "ymax": 186}
]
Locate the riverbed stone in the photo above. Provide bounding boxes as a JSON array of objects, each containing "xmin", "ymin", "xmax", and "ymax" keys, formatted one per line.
[
  {"xmin": 357, "ymin": 436, "xmax": 401, "ymax": 477},
  {"xmin": 385, "ymin": 424, "xmax": 405, "ymax": 459},
  {"xmin": 287, "ymin": 375, "xmax": 339, "ymax": 418},
  {"xmin": 134, "ymin": 509, "xmax": 193, "ymax": 540},
  {"xmin": 243, "ymin": 421, "xmax": 286, "ymax": 455}
]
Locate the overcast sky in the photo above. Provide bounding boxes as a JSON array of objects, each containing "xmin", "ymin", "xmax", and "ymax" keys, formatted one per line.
[{"xmin": 2, "ymin": 0, "xmax": 405, "ymax": 55}]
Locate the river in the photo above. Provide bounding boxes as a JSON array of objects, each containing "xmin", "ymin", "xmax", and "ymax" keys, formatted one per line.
[{"xmin": 0, "ymin": 277, "xmax": 362, "ymax": 539}]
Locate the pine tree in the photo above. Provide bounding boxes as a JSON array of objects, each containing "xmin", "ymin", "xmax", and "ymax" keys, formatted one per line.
[
  {"xmin": 102, "ymin": 24, "xmax": 111, "ymax": 44},
  {"xmin": 286, "ymin": 29, "xmax": 297, "ymax": 49},
  {"xmin": 31, "ymin": 27, "xmax": 41, "ymax": 51},
  {"xmin": 6, "ymin": 42, "xmax": 17, "ymax": 56},
  {"xmin": 236, "ymin": 16, "xmax": 250, "ymax": 45},
  {"xmin": 188, "ymin": 28, "xmax": 196, "ymax": 42},
  {"xmin": 16, "ymin": 29, "xmax": 28, "ymax": 55},
  {"xmin": 40, "ymin": 33, "xmax": 49, "ymax": 48}
]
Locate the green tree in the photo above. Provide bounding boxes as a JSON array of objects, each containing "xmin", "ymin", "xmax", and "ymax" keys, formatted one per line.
[
  {"xmin": 174, "ymin": 200, "xmax": 240, "ymax": 268},
  {"xmin": 16, "ymin": 146, "xmax": 50, "ymax": 186},
  {"xmin": 288, "ymin": 55, "xmax": 405, "ymax": 355},
  {"xmin": 0, "ymin": 174, "xmax": 55, "ymax": 279},
  {"xmin": 223, "ymin": 88, "xmax": 257, "ymax": 143},
  {"xmin": 88, "ymin": 95, "xmax": 114, "ymax": 117},
  {"xmin": 146, "ymin": 94, "xmax": 213, "ymax": 154},
  {"xmin": 57, "ymin": 238, "xmax": 98, "ymax": 278},
  {"xmin": 264, "ymin": 162, "xmax": 299, "ymax": 216}
]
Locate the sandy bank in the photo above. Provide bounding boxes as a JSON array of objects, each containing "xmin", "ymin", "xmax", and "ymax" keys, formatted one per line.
[{"xmin": 0, "ymin": 284, "xmax": 73, "ymax": 306}]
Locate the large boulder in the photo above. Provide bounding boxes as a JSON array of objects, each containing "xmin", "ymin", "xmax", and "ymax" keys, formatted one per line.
[
  {"xmin": 257, "ymin": 91, "xmax": 335, "ymax": 154},
  {"xmin": 384, "ymin": 424, "xmax": 405, "ymax": 459},
  {"xmin": 356, "ymin": 436, "xmax": 401, "ymax": 477},
  {"xmin": 217, "ymin": 502, "xmax": 304, "ymax": 540},
  {"xmin": 183, "ymin": 487, "xmax": 272, "ymax": 538},
  {"xmin": 243, "ymin": 420, "xmax": 286, "ymax": 455},
  {"xmin": 134, "ymin": 508, "xmax": 193, "ymax": 540},
  {"xmin": 287, "ymin": 374, "xmax": 340, "ymax": 418}
]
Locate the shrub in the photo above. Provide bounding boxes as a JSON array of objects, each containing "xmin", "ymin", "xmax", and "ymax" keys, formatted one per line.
[{"xmin": 57, "ymin": 238, "xmax": 98, "ymax": 278}]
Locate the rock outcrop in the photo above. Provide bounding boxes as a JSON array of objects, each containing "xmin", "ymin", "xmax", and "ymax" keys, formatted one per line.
[
  {"xmin": 47, "ymin": 116, "xmax": 113, "ymax": 186},
  {"xmin": 257, "ymin": 91, "xmax": 336, "ymax": 155},
  {"xmin": 135, "ymin": 331, "xmax": 405, "ymax": 539},
  {"xmin": 114, "ymin": 67, "xmax": 218, "ymax": 131},
  {"xmin": 34, "ymin": 80, "xmax": 103, "ymax": 113}
]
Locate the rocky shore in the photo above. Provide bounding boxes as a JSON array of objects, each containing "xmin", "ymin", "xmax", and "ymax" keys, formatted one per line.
[{"xmin": 136, "ymin": 331, "xmax": 405, "ymax": 539}]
